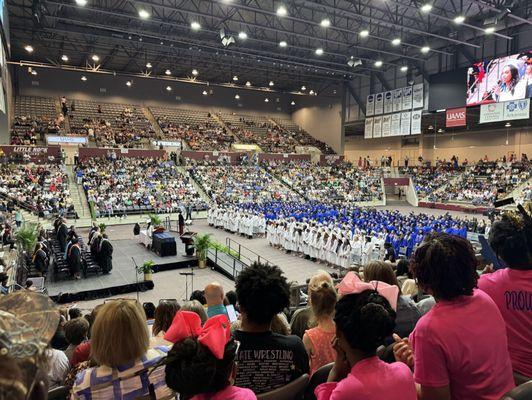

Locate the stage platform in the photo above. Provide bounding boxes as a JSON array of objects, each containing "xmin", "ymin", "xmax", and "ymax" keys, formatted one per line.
[{"xmin": 47, "ymin": 232, "xmax": 198, "ymax": 303}]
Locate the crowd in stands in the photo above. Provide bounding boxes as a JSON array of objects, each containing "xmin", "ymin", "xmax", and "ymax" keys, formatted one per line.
[
  {"xmin": 0, "ymin": 164, "xmax": 75, "ymax": 217},
  {"xmin": 76, "ymin": 157, "xmax": 206, "ymax": 216},
  {"xmin": 187, "ymin": 165, "xmax": 301, "ymax": 204},
  {"xmin": 265, "ymin": 161, "xmax": 383, "ymax": 203},
  {"xmin": 399, "ymin": 165, "xmax": 460, "ymax": 200},
  {"xmin": 1, "ymin": 209, "xmax": 530, "ymax": 399}
]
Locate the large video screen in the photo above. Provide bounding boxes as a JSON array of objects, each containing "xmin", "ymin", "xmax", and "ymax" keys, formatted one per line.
[{"xmin": 466, "ymin": 51, "xmax": 532, "ymax": 106}]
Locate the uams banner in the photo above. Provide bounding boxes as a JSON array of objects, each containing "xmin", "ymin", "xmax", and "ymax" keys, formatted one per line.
[{"xmin": 446, "ymin": 107, "xmax": 466, "ymax": 127}]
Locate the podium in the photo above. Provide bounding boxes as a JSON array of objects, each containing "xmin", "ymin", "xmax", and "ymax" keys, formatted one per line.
[
  {"xmin": 152, "ymin": 232, "xmax": 177, "ymax": 257},
  {"xmin": 180, "ymin": 232, "xmax": 197, "ymax": 256}
]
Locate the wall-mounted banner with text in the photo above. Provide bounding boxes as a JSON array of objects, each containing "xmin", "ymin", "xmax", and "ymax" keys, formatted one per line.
[
  {"xmin": 384, "ymin": 91, "xmax": 393, "ymax": 114},
  {"xmin": 446, "ymin": 107, "xmax": 467, "ymax": 127},
  {"xmin": 393, "ymin": 89, "xmax": 402, "ymax": 112},
  {"xmin": 503, "ymin": 98, "xmax": 530, "ymax": 121},
  {"xmin": 479, "ymin": 102, "xmax": 504, "ymax": 124},
  {"xmin": 401, "ymin": 111, "xmax": 411, "ymax": 135},
  {"xmin": 411, "ymin": 110, "xmax": 422, "ymax": 135},
  {"xmin": 364, "ymin": 117, "xmax": 374, "ymax": 139},
  {"xmin": 375, "ymin": 93, "xmax": 384, "ymax": 115},
  {"xmin": 373, "ymin": 116, "xmax": 383, "ymax": 138},
  {"xmin": 402, "ymin": 87, "xmax": 413, "ymax": 110},
  {"xmin": 391, "ymin": 113, "xmax": 401, "ymax": 136},
  {"xmin": 382, "ymin": 114, "xmax": 392, "ymax": 137},
  {"xmin": 412, "ymin": 84, "xmax": 424, "ymax": 109},
  {"xmin": 366, "ymin": 94, "xmax": 375, "ymax": 116}
]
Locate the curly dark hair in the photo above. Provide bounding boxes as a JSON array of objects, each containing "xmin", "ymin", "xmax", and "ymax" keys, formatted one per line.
[
  {"xmin": 335, "ymin": 290, "xmax": 396, "ymax": 355},
  {"xmin": 235, "ymin": 262, "xmax": 290, "ymax": 325},
  {"xmin": 489, "ymin": 213, "xmax": 532, "ymax": 270},
  {"xmin": 165, "ymin": 338, "xmax": 237, "ymax": 397},
  {"xmin": 189, "ymin": 290, "xmax": 206, "ymax": 305},
  {"xmin": 410, "ymin": 233, "xmax": 478, "ymax": 301},
  {"xmin": 153, "ymin": 301, "xmax": 180, "ymax": 336}
]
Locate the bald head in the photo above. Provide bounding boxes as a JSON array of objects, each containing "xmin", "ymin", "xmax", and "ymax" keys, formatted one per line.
[{"xmin": 204, "ymin": 282, "xmax": 225, "ymax": 307}]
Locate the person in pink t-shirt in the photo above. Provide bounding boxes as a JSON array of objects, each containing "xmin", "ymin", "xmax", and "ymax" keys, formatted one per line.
[
  {"xmin": 164, "ymin": 312, "xmax": 256, "ymax": 400},
  {"xmin": 315, "ymin": 289, "xmax": 416, "ymax": 400},
  {"xmin": 478, "ymin": 213, "xmax": 532, "ymax": 380},
  {"xmin": 394, "ymin": 233, "xmax": 515, "ymax": 400}
]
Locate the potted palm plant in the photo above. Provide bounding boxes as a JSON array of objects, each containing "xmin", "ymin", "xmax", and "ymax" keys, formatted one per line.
[
  {"xmin": 137, "ymin": 260, "xmax": 155, "ymax": 281},
  {"xmin": 15, "ymin": 222, "xmax": 39, "ymax": 271},
  {"xmin": 149, "ymin": 214, "xmax": 163, "ymax": 229},
  {"xmin": 193, "ymin": 233, "xmax": 212, "ymax": 268}
]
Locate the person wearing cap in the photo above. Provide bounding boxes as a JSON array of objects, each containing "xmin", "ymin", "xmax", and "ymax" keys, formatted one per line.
[{"xmin": 0, "ymin": 291, "xmax": 61, "ymax": 400}]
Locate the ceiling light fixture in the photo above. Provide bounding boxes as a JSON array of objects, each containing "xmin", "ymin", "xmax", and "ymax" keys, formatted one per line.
[
  {"xmin": 192, "ymin": 69, "xmax": 199, "ymax": 76},
  {"xmin": 374, "ymin": 60, "xmax": 383, "ymax": 67},
  {"xmin": 81, "ymin": 76, "xmax": 87, "ymax": 81},
  {"xmin": 138, "ymin": 9, "xmax": 150, "ymax": 19},
  {"xmin": 146, "ymin": 62, "xmax": 152, "ymax": 68},
  {"xmin": 235, "ymin": 94, "xmax": 240, "ymax": 99},
  {"xmin": 315, "ymin": 48, "xmax": 324, "ymax": 55},
  {"xmin": 391, "ymin": 38, "xmax": 401, "ymax": 46},
  {"xmin": 320, "ymin": 18, "xmax": 330, "ymax": 27},
  {"xmin": 91, "ymin": 54, "xmax": 99, "ymax": 62},
  {"xmin": 31, "ymin": 70, "xmax": 37, "ymax": 76},
  {"xmin": 279, "ymin": 40, "xmax": 287, "ymax": 47},
  {"xmin": 309, "ymin": 90, "xmax": 315, "ymax": 95},
  {"xmin": 61, "ymin": 55, "xmax": 69, "ymax": 62},
  {"xmin": 276, "ymin": 5, "xmax": 287, "ymax": 17},
  {"xmin": 359, "ymin": 29, "xmax": 369, "ymax": 37},
  {"xmin": 75, "ymin": 0, "xmax": 87, "ymax": 6},
  {"xmin": 24, "ymin": 45, "xmax": 34, "ymax": 53},
  {"xmin": 165, "ymin": 69, "xmax": 171, "ymax": 75},
  {"xmin": 454, "ymin": 15, "xmax": 465, "ymax": 24},
  {"xmin": 291, "ymin": 101, "xmax": 295, "ymax": 105},
  {"xmin": 245, "ymin": 81, "xmax": 251, "ymax": 87},
  {"xmin": 126, "ymin": 81, "xmax": 132, "ymax": 87},
  {"xmin": 420, "ymin": 4, "xmax": 433, "ymax": 13},
  {"xmin": 166, "ymin": 86, "xmax": 172, "ymax": 91},
  {"xmin": 264, "ymin": 98, "xmax": 269, "ymax": 102},
  {"xmin": 400, "ymin": 65, "xmax": 408, "ymax": 72},
  {"xmin": 190, "ymin": 21, "xmax": 201, "ymax": 30},
  {"xmin": 269, "ymin": 80, "xmax": 274, "ymax": 86},
  {"xmin": 301, "ymin": 85, "xmax": 306, "ymax": 91},
  {"xmin": 421, "ymin": 46, "xmax": 430, "ymax": 53},
  {"xmin": 238, "ymin": 31, "xmax": 248, "ymax": 40},
  {"xmin": 484, "ymin": 26, "xmax": 496, "ymax": 34},
  {"xmin": 233, "ymin": 75, "xmax": 238, "ymax": 81},
  {"xmin": 202, "ymin": 90, "xmax": 208, "ymax": 95}
]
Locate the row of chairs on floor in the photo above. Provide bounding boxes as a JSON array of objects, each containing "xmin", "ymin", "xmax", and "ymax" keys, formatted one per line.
[{"xmin": 48, "ymin": 234, "xmax": 101, "ymax": 281}]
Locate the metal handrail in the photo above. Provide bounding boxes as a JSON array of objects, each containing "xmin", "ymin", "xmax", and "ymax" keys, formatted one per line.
[
  {"xmin": 225, "ymin": 237, "xmax": 273, "ymax": 266},
  {"xmin": 207, "ymin": 247, "xmax": 244, "ymax": 280}
]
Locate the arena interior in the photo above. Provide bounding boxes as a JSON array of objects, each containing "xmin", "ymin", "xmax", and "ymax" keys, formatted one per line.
[{"xmin": 0, "ymin": 0, "xmax": 531, "ymax": 399}]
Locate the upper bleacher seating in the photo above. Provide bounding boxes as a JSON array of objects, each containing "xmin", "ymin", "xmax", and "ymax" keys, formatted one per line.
[{"xmin": 10, "ymin": 96, "xmax": 63, "ymax": 144}]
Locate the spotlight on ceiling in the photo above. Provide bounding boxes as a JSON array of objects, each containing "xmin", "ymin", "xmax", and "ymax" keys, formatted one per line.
[
  {"xmin": 91, "ymin": 54, "xmax": 99, "ymax": 62},
  {"xmin": 484, "ymin": 26, "xmax": 496, "ymax": 34},
  {"xmin": 421, "ymin": 46, "xmax": 430, "ymax": 53},
  {"xmin": 192, "ymin": 69, "xmax": 199, "ymax": 76},
  {"xmin": 138, "ymin": 9, "xmax": 150, "ymax": 19},
  {"xmin": 126, "ymin": 81, "xmax": 132, "ymax": 87},
  {"xmin": 291, "ymin": 101, "xmax": 295, "ymax": 105},
  {"xmin": 166, "ymin": 86, "xmax": 172, "ymax": 91},
  {"xmin": 264, "ymin": 98, "xmax": 269, "ymax": 102},
  {"xmin": 505, "ymin": 122, "xmax": 511, "ymax": 127},
  {"xmin": 400, "ymin": 65, "xmax": 408, "ymax": 72},
  {"xmin": 279, "ymin": 40, "xmax": 288, "ymax": 47},
  {"xmin": 420, "ymin": 3, "xmax": 433, "ymax": 13},
  {"xmin": 391, "ymin": 38, "xmax": 401, "ymax": 46},
  {"xmin": 276, "ymin": 5, "xmax": 287, "ymax": 17},
  {"xmin": 75, "ymin": 0, "xmax": 87, "ymax": 6},
  {"xmin": 315, "ymin": 48, "xmax": 324, "ymax": 56},
  {"xmin": 233, "ymin": 75, "xmax": 238, "ymax": 81},
  {"xmin": 454, "ymin": 15, "xmax": 465, "ymax": 24},
  {"xmin": 320, "ymin": 18, "xmax": 330, "ymax": 27},
  {"xmin": 24, "ymin": 45, "xmax": 34, "ymax": 53},
  {"xmin": 31, "ymin": 70, "xmax": 37, "ymax": 76},
  {"xmin": 146, "ymin": 62, "xmax": 152, "ymax": 68},
  {"xmin": 374, "ymin": 60, "xmax": 383, "ymax": 67},
  {"xmin": 245, "ymin": 81, "xmax": 251, "ymax": 87},
  {"xmin": 190, "ymin": 21, "xmax": 201, "ymax": 30},
  {"xmin": 359, "ymin": 29, "xmax": 369, "ymax": 37},
  {"xmin": 81, "ymin": 75, "xmax": 87, "ymax": 81},
  {"xmin": 309, "ymin": 90, "xmax": 315, "ymax": 95},
  {"xmin": 165, "ymin": 69, "xmax": 171, "ymax": 75},
  {"xmin": 202, "ymin": 90, "xmax": 208, "ymax": 95},
  {"xmin": 238, "ymin": 31, "xmax": 248, "ymax": 40},
  {"xmin": 301, "ymin": 85, "xmax": 306, "ymax": 91},
  {"xmin": 269, "ymin": 80, "xmax": 274, "ymax": 86},
  {"xmin": 235, "ymin": 94, "xmax": 240, "ymax": 99},
  {"xmin": 61, "ymin": 54, "xmax": 69, "ymax": 62}
]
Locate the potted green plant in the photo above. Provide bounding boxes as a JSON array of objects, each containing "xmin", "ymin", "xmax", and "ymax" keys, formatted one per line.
[
  {"xmin": 193, "ymin": 233, "xmax": 212, "ymax": 268},
  {"xmin": 149, "ymin": 214, "xmax": 163, "ymax": 229},
  {"xmin": 137, "ymin": 260, "xmax": 155, "ymax": 281},
  {"xmin": 99, "ymin": 223, "xmax": 107, "ymax": 234},
  {"xmin": 15, "ymin": 222, "xmax": 39, "ymax": 254}
]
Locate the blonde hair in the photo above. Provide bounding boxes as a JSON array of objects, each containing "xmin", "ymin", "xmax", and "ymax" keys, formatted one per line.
[
  {"xmin": 90, "ymin": 300, "xmax": 149, "ymax": 367},
  {"xmin": 309, "ymin": 281, "xmax": 337, "ymax": 319}
]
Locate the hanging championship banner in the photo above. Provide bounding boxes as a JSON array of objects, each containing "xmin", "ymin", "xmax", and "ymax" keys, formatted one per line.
[
  {"xmin": 402, "ymin": 87, "xmax": 413, "ymax": 110},
  {"xmin": 503, "ymin": 99, "xmax": 530, "ymax": 121},
  {"xmin": 366, "ymin": 94, "xmax": 375, "ymax": 116},
  {"xmin": 391, "ymin": 113, "xmax": 401, "ymax": 136},
  {"xmin": 393, "ymin": 89, "xmax": 402, "ymax": 112},
  {"xmin": 381, "ymin": 114, "xmax": 392, "ymax": 137},
  {"xmin": 479, "ymin": 102, "xmax": 504, "ymax": 124},
  {"xmin": 373, "ymin": 116, "xmax": 382, "ymax": 138},
  {"xmin": 412, "ymin": 83, "xmax": 424, "ymax": 109},
  {"xmin": 411, "ymin": 109, "xmax": 422, "ymax": 135},
  {"xmin": 384, "ymin": 91, "xmax": 393, "ymax": 114},
  {"xmin": 401, "ymin": 111, "xmax": 411, "ymax": 135},
  {"xmin": 364, "ymin": 117, "xmax": 374, "ymax": 139},
  {"xmin": 375, "ymin": 93, "xmax": 384, "ymax": 115}
]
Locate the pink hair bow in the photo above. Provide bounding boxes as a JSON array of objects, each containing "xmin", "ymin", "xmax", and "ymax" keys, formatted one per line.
[
  {"xmin": 336, "ymin": 272, "xmax": 399, "ymax": 311},
  {"xmin": 164, "ymin": 311, "xmax": 231, "ymax": 359}
]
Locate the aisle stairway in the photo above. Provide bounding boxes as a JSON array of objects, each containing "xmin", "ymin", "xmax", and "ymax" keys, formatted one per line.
[
  {"xmin": 142, "ymin": 107, "xmax": 164, "ymax": 140},
  {"xmin": 211, "ymin": 113, "xmax": 241, "ymax": 145},
  {"xmin": 65, "ymin": 166, "xmax": 91, "ymax": 219},
  {"xmin": 176, "ymin": 165, "xmax": 213, "ymax": 206}
]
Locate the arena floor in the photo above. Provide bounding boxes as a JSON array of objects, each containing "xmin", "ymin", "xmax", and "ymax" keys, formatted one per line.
[{"xmin": 65, "ymin": 202, "xmax": 488, "ymax": 311}]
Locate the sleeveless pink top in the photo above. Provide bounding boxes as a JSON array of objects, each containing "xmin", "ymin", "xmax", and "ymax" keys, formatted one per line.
[{"xmin": 306, "ymin": 326, "xmax": 336, "ymax": 375}]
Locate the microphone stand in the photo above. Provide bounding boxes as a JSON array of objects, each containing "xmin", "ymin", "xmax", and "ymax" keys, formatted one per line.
[
  {"xmin": 179, "ymin": 265, "xmax": 194, "ymax": 301},
  {"xmin": 132, "ymin": 257, "xmax": 140, "ymax": 303}
]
